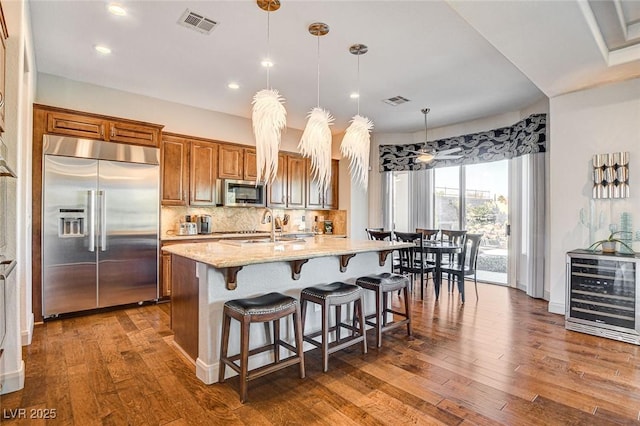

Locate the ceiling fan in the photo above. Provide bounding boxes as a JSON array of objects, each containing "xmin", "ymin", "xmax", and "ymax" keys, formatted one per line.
[{"xmin": 406, "ymin": 108, "xmax": 463, "ymax": 163}]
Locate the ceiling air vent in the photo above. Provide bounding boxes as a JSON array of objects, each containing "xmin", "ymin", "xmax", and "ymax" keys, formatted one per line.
[
  {"xmin": 383, "ymin": 96, "xmax": 411, "ymax": 106},
  {"xmin": 178, "ymin": 9, "xmax": 218, "ymax": 35}
]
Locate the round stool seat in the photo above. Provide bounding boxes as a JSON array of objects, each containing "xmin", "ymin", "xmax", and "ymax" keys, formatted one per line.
[
  {"xmin": 225, "ymin": 292, "xmax": 297, "ymax": 316},
  {"xmin": 355, "ymin": 272, "xmax": 411, "ymax": 348},
  {"xmin": 301, "ymin": 282, "xmax": 362, "ymax": 303},
  {"xmin": 356, "ymin": 273, "xmax": 408, "ymax": 292}
]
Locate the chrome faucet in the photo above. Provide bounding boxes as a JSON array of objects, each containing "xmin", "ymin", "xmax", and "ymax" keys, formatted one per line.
[{"xmin": 261, "ymin": 207, "xmax": 276, "ymax": 242}]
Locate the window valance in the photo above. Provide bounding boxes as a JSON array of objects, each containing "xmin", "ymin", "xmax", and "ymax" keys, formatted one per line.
[{"xmin": 379, "ymin": 113, "xmax": 546, "ymax": 172}]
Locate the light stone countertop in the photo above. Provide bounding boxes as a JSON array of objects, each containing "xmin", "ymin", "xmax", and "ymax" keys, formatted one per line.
[
  {"xmin": 162, "ymin": 237, "xmax": 412, "ymax": 269},
  {"xmin": 161, "ymin": 232, "xmax": 271, "ymax": 241},
  {"xmin": 161, "ymin": 232, "xmax": 347, "ymax": 242}
]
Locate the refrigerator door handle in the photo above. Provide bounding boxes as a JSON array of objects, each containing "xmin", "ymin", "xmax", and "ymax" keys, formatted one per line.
[
  {"xmin": 99, "ymin": 190, "xmax": 107, "ymax": 251},
  {"xmin": 88, "ymin": 190, "xmax": 96, "ymax": 252}
]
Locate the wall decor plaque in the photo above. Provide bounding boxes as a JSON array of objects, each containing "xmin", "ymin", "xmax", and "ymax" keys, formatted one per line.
[{"xmin": 592, "ymin": 152, "xmax": 629, "ymax": 199}]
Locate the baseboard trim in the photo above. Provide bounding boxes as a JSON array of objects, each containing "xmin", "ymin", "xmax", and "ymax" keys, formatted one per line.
[
  {"xmin": 196, "ymin": 358, "xmax": 217, "ymax": 385},
  {"xmin": 21, "ymin": 313, "xmax": 34, "ymax": 346},
  {"xmin": 0, "ymin": 361, "xmax": 25, "ymax": 395},
  {"xmin": 548, "ymin": 301, "xmax": 565, "ymax": 315}
]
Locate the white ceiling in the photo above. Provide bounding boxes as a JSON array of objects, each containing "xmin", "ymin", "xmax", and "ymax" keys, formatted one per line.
[{"xmin": 27, "ymin": 0, "xmax": 640, "ymax": 134}]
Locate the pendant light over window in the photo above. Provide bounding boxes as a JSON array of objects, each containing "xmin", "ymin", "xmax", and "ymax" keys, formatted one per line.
[
  {"xmin": 252, "ymin": 0, "xmax": 286, "ymax": 185},
  {"xmin": 340, "ymin": 43, "xmax": 373, "ymax": 190},
  {"xmin": 299, "ymin": 22, "xmax": 334, "ymax": 196}
]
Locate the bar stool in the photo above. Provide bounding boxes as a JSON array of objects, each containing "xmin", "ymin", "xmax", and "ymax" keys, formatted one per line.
[
  {"xmin": 218, "ymin": 292, "xmax": 305, "ymax": 403},
  {"xmin": 300, "ymin": 282, "xmax": 367, "ymax": 372},
  {"xmin": 355, "ymin": 273, "xmax": 411, "ymax": 348}
]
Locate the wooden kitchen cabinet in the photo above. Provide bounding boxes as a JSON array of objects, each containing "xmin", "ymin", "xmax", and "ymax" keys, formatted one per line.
[
  {"xmin": 306, "ymin": 159, "xmax": 339, "ymax": 210},
  {"xmin": 109, "ymin": 121, "xmax": 160, "ymax": 147},
  {"xmin": 190, "ymin": 140, "xmax": 218, "ymax": 206},
  {"xmin": 218, "ymin": 144, "xmax": 244, "ymax": 179},
  {"xmin": 44, "ymin": 107, "xmax": 162, "ymax": 147},
  {"xmin": 161, "ymin": 135, "xmax": 189, "ymax": 206},
  {"xmin": 244, "ymin": 148, "xmax": 258, "ymax": 181},
  {"xmin": 267, "ymin": 154, "xmax": 306, "ymax": 208},
  {"xmin": 161, "ymin": 133, "xmax": 218, "ymax": 207},
  {"xmin": 46, "ymin": 110, "xmax": 106, "ymax": 140},
  {"xmin": 287, "ymin": 155, "xmax": 306, "ymax": 208}
]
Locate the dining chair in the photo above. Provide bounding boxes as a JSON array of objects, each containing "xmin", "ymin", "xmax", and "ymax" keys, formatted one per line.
[
  {"xmin": 416, "ymin": 228, "xmax": 439, "ymax": 241},
  {"xmin": 366, "ymin": 230, "xmax": 399, "ymax": 272},
  {"xmin": 416, "ymin": 228, "xmax": 439, "ymax": 264},
  {"xmin": 440, "ymin": 233, "xmax": 482, "ymax": 303},
  {"xmin": 393, "ymin": 231, "xmax": 433, "ymax": 300},
  {"xmin": 440, "ymin": 229, "xmax": 467, "ymax": 264},
  {"xmin": 365, "ymin": 228, "xmax": 385, "ymax": 240}
]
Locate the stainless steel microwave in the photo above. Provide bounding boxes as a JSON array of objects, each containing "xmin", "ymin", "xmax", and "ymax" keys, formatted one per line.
[{"xmin": 223, "ymin": 179, "xmax": 266, "ymax": 207}]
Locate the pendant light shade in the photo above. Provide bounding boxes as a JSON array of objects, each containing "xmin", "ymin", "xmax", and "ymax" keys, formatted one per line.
[
  {"xmin": 341, "ymin": 114, "xmax": 373, "ymax": 188},
  {"xmin": 299, "ymin": 22, "xmax": 333, "ymax": 195},
  {"xmin": 300, "ymin": 107, "xmax": 334, "ymax": 191},
  {"xmin": 340, "ymin": 43, "xmax": 373, "ymax": 189},
  {"xmin": 252, "ymin": 0, "xmax": 285, "ymax": 185},
  {"xmin": 252, "ymin": 88, "xmax": 286, "ymax": 184}
]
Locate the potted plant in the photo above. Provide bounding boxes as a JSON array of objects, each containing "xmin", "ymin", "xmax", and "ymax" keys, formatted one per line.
[{"xmin": 588, "ymin": 231, "xmax": 634, "ymax": 253}]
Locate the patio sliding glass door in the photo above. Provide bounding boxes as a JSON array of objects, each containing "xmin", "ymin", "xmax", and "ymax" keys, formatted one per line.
[{"xmin": 431, "ymin": 160, "xmax": 510, "ymax": 285}]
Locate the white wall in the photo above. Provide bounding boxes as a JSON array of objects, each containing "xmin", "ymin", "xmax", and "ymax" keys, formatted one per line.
[
  {"xmin": 1, "ymin": 0, "xmax": 36, "ymax": 394},
  {"xmin": 547, "ymin": 78, "xmax": 640, "ymax": 314}
]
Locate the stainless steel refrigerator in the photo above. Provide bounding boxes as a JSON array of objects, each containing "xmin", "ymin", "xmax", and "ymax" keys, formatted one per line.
[{"xmin": 42, "ymin": 135, "xmax": 159, "ymax": 317}]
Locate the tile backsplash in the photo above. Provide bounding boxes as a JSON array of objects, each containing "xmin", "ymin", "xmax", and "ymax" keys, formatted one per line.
[{"xmin": 162, "ymin": 206, "xmax": 346, "ymax": 237}]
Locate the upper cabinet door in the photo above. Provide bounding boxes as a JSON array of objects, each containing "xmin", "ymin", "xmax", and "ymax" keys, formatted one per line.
[
  {"xmin": 324, "ymin": 160, "xmax": 339, "ymax": 209},
  {"xmin": 305, "ymin": 158, "xmax": 323, "ymax": 209},
  {"xmin": 287, "ymin": 156, "xmax": 306, "ymax": 208},
  {"xmin": 190, "ymin": 141, "xmax": 218, "ymax": 206},
  {"xmin": 161, "ymin": 135, "xmax": 189, "ymax": 206},
  {"xmin": 244, "ymin": 148, "xmax": 258, "ymax": 181},
  {"xmin": 109, "ymin": 122, "xmax": 160, "ymax": 147},
  {"xmin": 306, "ymin": 158, "xmax": 338, "ymax": 209},
  {"xmin": 218, "ymin": 144, "xmax": 244, "ymax": 180},
  {"xmin": 46, "ymin": 111, "xmax": 106, "ymax": 140},
  {"xmin": 267, "ymin": 153, "xmax": 287, "ymax": 207}
]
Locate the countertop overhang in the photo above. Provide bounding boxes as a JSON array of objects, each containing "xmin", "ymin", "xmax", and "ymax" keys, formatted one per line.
[
  {"xmin": 162, "ymin": 237, "xmax": 412, "ymax": 290},
  {"xmin": 162, "ymin": 237, "xmax": 411, "ymax": 268}
]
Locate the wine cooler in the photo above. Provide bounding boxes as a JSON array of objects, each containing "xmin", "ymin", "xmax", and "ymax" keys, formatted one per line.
[{"xmin": 566, "ymin": 250, "xmax": 640, "ymax": 345}]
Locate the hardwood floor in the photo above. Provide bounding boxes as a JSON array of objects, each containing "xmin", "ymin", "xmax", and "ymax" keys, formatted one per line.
[{"xmin": 2, "ymin": 282, "xmax": 640, "ymax": 425}]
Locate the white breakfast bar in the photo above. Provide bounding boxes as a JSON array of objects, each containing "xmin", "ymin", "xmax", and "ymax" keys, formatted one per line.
[{"xmin": 162, "ymin": 236, "xmax": 412, "ymax": 384}]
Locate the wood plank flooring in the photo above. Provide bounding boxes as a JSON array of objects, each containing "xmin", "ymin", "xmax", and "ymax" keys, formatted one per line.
[{"xmin": 2, "ymin": 282, "xmax": 640, "ymax": 425}]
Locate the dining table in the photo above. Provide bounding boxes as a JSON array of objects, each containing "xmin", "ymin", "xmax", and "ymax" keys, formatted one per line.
[{"xmin": 420, "ymin": 240, "xmax": 463, "ymax": 300}]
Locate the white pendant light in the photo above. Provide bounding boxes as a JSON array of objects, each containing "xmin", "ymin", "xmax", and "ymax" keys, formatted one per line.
[
  {"xmin": 252, "ymin": 0, "xmax": 286, "ymax": 185},
  {"xmin": 299, "ymin": 22, "xmax": 334, "ymax": 195},
  {"xmin": 341, "ymin": 43, "xmax": 373, "ymax": 190}
]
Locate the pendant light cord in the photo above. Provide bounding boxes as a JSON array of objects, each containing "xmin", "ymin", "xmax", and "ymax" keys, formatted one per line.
[
  {"xmin": 356, "ymin": 53, "xmax": 361, "ymax": 115},
  {"xmin": 266, "ymin": 10, "xmax": 271, "ymax": 89},
  {"xmin": 316, "ymin": 35, "xmax": 320, "ymax": 108}
]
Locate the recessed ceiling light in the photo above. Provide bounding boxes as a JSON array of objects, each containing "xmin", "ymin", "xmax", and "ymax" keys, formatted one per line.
[
  {"xmin": 350, "ymin": 92, "xmax": 359, "ymax": 99},
  {"xmin": 107, "ymin": 3, "xmax": 127, "ymax": 16},
  {"xmin": 94, "ymin": 45, "xmax": 112, "ymax": 55},
  {"xmin": 261, "ymin": 59, "xmax": 273, "ymax": 68},
  {"xmin": 228, "ymin": 82, "xmax": 240, "ymax": 90}
]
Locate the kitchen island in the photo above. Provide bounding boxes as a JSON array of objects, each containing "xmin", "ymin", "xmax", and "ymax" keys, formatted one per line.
[{"xmin": 162, "ymin": 237, "xmax": 412, "ymax": 384}]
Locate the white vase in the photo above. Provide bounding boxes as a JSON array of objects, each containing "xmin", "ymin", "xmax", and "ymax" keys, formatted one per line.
[{"xmin": 601, "ymin": 241, "xmax": 616, "ymax": 253}]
